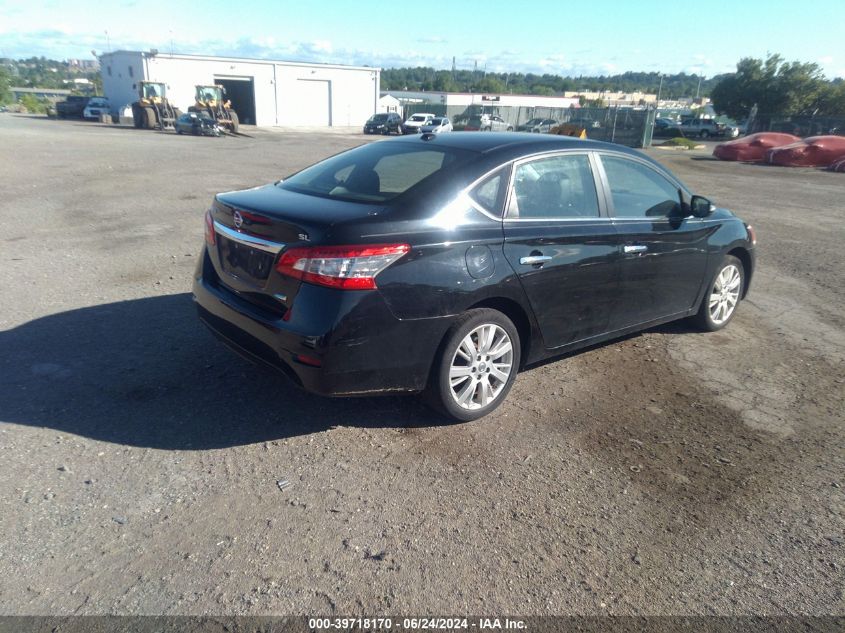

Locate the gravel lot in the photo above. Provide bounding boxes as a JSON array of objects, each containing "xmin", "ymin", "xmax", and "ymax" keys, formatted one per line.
[{"xmin": 0, "ymin": 115, "xmax": 842, "ymax": 616}]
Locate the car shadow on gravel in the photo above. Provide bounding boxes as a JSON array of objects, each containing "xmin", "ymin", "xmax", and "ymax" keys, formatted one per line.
[{"xmin": 0, "ymin": 293, "xmax": 443, "ymax": 450}]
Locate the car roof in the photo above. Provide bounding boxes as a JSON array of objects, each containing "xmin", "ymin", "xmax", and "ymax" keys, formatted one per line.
[{"xmin": 384, "ymin": 131, "xmax": 643, "ymax": 158}]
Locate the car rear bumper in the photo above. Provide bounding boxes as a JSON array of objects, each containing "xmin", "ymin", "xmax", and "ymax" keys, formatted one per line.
[{"xmin": 192, "ymin": 250, "xmax": 451, "ymax": 396}]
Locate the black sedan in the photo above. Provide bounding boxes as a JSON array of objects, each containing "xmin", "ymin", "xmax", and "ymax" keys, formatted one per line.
[{"xmin": 193, "ymin": 134, "xmax": 755, "ymax": 420}]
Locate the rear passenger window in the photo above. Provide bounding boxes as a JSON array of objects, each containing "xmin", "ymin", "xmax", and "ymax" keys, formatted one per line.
[
  {"xmin": 601, "ymin": 155, "xmax": 681, "ymax": 218},
  {"xmin": 374, "ymin": 150, "xmax": 446, "ymax": 196},
  {"xmin": 471, "ymin": 172, "xmax": 502, "ymax": 213},
  {"xmin": 508, "ymin": 154, "xmax": 600, "ymax": 219}
]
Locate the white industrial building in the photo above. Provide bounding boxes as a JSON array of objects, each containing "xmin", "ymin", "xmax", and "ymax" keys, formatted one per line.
[{"xmin": 99, "ymin": 50, "xmax": 381, "ymax": 127}]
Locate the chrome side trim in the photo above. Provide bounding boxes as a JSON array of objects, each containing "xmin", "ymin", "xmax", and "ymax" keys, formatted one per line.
[{"xmin": 213, "ymin": 220, "xmax": 285, "ymax": 254}]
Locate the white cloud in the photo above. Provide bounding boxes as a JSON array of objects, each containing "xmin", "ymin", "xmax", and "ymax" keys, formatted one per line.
[{"xmin": 0, "ymin": 28, "xmax": 800, "ymax": 79}]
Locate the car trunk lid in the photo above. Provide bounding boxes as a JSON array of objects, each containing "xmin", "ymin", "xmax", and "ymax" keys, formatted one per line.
[{"xmin": 208, "ymin": 184, "xmax": 379, "ymax": 316}]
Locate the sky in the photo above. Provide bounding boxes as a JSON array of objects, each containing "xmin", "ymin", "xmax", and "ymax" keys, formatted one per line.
[{"xmin": 2, "ymin": 0, "xmax": 844, "ymax": 79}]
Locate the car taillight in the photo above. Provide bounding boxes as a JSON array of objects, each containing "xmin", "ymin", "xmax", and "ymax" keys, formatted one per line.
[
  {"xmin": 276, "ymin": 243, "xmax": 410, "ymax": 290},
  {"xmin": 204, "ymin": 210, "xmax": 216, "ymax": 245},
  {"xmin": 746, "ymin": 224, "xmax": 757, "ymax": 246}
]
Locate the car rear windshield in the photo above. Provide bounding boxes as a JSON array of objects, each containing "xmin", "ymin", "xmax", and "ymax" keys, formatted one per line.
[
  {"xmin": 279, "ymin": 142, "xmax": 475, "ymax": 203},
  {"xmin": 369, "ymin": 114, "xmax": 388, "ymax": 121}
]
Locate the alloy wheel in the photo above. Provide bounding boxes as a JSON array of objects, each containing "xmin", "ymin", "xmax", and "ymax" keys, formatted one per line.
[
  {"xmin": 709, "ymin": 264, "xmax": 741, "ymax": 325},
  {"xmin": 448, "ymin": 324, "xmax": 514, "ymax": 410}
]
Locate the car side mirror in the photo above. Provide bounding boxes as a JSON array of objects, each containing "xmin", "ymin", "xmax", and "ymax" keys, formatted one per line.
[{"xmin": 690, "ymin": 195, "xmax": 714, "ymax": 218}]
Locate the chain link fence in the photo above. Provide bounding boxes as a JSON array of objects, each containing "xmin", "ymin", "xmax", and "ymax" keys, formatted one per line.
[
  {"xmin": 748, "ymin": 114, "xmax": 845, "ymax": 137},
  {"xmin": 402, "ymin": 103, "xmax": 657, "ymax": 148}
]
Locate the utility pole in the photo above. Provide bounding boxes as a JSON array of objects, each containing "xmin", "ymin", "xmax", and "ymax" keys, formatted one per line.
[
  {"xmin": 696, "ymin": 75, "xmax": 702, "ymax": 100},
  {"xmin": 656, "ymin": 73, "xmax": 664, "ymax": 105}
]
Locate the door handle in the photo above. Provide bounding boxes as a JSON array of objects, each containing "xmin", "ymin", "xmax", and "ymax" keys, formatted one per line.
[
  {"xmin": 519, "ymin": 255, "xmax": 552, "ymax": 265},
  {"xmin": 623, "ymin": 244, "xmax": 648, "ymax": 254}
]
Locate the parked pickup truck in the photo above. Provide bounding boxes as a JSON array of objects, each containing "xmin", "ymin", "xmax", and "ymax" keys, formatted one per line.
[
  {"xmin": 56, "ymin": 96, "xmax": 91, "ymax": 119},
  {"xmin": 678, "ymin": 118, "xmax": 739, "ymax": 139}
]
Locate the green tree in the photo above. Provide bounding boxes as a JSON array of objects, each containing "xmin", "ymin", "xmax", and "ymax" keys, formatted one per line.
[
  {"xmin": 711, "ymin": 54, "xmax": 828, "ymax": 123},
  {"xmin": 0, "ymin": 65, "xmax": 12, "ymax": 104},
  {"xmin": 432, "ymin": 72, "xmax": 459, "ymax": 93},
  {"xmin": 473, "ymin": 76, "xmax": 506, "ymax": 94},
  {"xmin": 19, "ymin": 93, "xmax": 47, "ymax": 113},
  {"xmin": 815, "ymin": 80, "xmax": 845, "ymax": 115}
]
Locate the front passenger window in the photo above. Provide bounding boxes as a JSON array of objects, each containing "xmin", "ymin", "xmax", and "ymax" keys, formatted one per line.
[{"xmin": 601, "ymin": 155, "xmax": 681, "ymax": 218}]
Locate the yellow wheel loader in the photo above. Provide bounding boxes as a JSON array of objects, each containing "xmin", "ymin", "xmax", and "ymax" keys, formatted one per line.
[
  {"xmin": 189, "ymin": 85, "xmax": 239, "ymax": 134},
  {"xmin": 131, "ymin": 81, "xmax": 180, "ymax": 130}
]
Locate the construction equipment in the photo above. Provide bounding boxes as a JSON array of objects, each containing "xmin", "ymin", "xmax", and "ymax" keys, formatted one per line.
[
  {"xmin": 190, "ymin": 85, "xmax": 239, "ymax": 134},
  {"xmin": 131, "ymin": 81, "xmax": 180, "ymax": 130}
]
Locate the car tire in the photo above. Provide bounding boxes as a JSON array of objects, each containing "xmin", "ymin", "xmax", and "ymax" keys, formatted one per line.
[
  {"xmin": 507, "ymin": 126, "xmax": 513, "ymax": 132},
  {"xmin": 700, "ymin": 130, "xmax": 710, "ymax": 139},
  {"xmin": 424, "ymin": 308, "xmax": 521, "ymax": 422},
  {"xmin": 228, "ymin": 110, "xmax": 239, "ymax": 134},
  {"xmin": 692, "ymin": 255, "xmax": 744, "ymax": 332}
]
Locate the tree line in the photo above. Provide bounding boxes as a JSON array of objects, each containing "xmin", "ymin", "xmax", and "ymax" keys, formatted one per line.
[
  {"xmin": 381, "ymin": 67, "xmax": 723, "ymax": 100},
  {"xmin": 383, "ymin": 56, "xmax": 845, "ymax": 122},
  {"xmin": 710, "ymin": 54, "xmax": 845, "ymax": 123}
]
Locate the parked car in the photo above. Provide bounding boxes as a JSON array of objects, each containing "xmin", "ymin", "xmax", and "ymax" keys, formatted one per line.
[
  {"xmin": 517, "ymin": 118, "xmax": 558, "ymax": 133},
  {"xmin": 652, "ymin": 117, "xmax": 681, "ymax": 137},
  {"xmin": 420, "ymin": 116, "xmax": 453, "ymax": 134},
  {"xmin": 364, "ymin": 112, "xmax": 404, "ymax": 135},
  {"xmin": 402, "ymin": 112, "xmax": 436, "ymax": 134},
  {"xmin": 82, "ymin": 97, "xmax": 110, "ymax": 120},
  {"xmin": 193, "ymin": 133, "xmax": 755, "ymax": 420},
  {"xmin": 175, "ymin": 112, "xmax": 221, "ymax": 136},
  {"xmin": 678, "ymin": 118, "xmax": 737, "ymax": 139},
  {"xmin": 193, "ymin": 134, "xmax": 755, "ymax": 420},
  {"xmin": 56, "ymin": 95, "xmax": 90, "ymax": 119},
  {"xmin": 465, "ymin": 113, "xmax": 513, "ymax": 132},
  {"xmin": 766, "ymin": 135, "xmax": 845, "ymax": 167},
  {"xmin": 713, "ymin": 132, "xmax": 801, "ymax": 162}
]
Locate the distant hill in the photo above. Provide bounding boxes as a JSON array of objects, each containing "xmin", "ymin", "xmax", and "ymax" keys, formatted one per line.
[{"xmin": 0, "ymin": 56, "xmax": 102, "ymax": 95}]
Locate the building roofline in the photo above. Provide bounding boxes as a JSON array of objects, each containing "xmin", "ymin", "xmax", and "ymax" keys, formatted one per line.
[{"xmin": 98, "ymin": 50, "xmax": 380, "ymax": 73}]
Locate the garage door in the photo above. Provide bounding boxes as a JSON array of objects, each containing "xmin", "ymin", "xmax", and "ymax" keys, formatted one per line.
[
  {"xmin": 214, "ymin": 76, "xmax": 256, "ymax": 125},
  {"xmin": 291, "ymin": 79, "xmax": 331, "ymax": 126}
]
